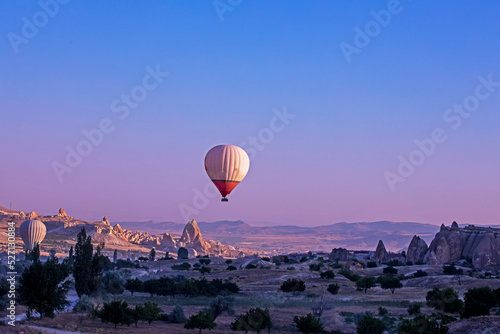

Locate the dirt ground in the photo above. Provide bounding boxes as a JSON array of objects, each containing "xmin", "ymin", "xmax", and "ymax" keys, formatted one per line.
[{"xmin": 7, "ymin": 261, "xmax": 500, "ymax": 333}]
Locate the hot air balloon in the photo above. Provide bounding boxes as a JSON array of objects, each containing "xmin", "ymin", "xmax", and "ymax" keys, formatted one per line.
[
  {"xmin": 205, "ymin": 145, "xmax": 250, "ymax": 202},
  {"xmin": 19, "ymin": 219, "xmax": 46, "ymax": 250}
]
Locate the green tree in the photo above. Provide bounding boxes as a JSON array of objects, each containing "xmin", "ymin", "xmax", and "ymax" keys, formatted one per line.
[
  {"xmin": 426, "ymin": 287, "xmax": 463, "ymax": 313},
  {"xmin": 169, "ymin": 305, "xmax": 187, "ymax": 323},
  {"xmin": 379, "ymin": 275, "xmax": 403, "ymax": 294},
  {"xmin": 102, "ymin": 271, "xmax": 124, "ymax": 295},
  {"xmin": 397, "ymin": 314, "xmax": 448, "ymax": 334},
  {"xmin": 140, "ymin": 301, "xmax": 161, "ymax": 325},
  {"xmin": 88, "ymin": 242, "xmax": 105, "ymax": 295},
  {"xmin": 356, "ymin": 276, "xmax": 376, "ymax": 293},
  {"xmin": 98, "ymin": 300, "xmax": 133, "ymax": 329},
  {"xmin": 209, "ymin": 295, "xmax": 235, "ymax": 320},
  {"xmin": 293, "ymin": 313, "xmax": 324, "ymax": 334},
  {"xmin": 408, "ymin": 302, "xmax": 422, "ymax": 316},
  {"xmin": 200, "ymin": 266, "xmax": 212, "ymax": 275},
  {"xmin": 18, "ymin": 256, "xmax": 71, "ymax": 318},
  {"xmin": 461, "ymin": 287, "xmax": 496, "ymax": 318},
  {"xmin": 199, "ymin": 258, "xmax": 212, "ymax": 265},
  {"xmin": 185, "ymin": 310, "xmax": 216, "ymax": 334},
  {"xmin": 320, "ymin": 270, "xmax": 335, "ymax": 280},
  {"xmin": 178, "ymin": 247, "xmax": 189, "ymax": 259},
  {"xmin": 327, "ymin": 283, "xmax": 340, "ymax": 295},
  {"xmin": 356, "ymin": 313, "xmax": 385, "ymax": 334},
  {"xmin": 125, "ymin": 278, "xmax": 143, "ymax": 295},
  {"xmin": 26, "ymin": 243, "xmax": 40, "ymax": 262},
  {"xmin": 225, "ymin": 259, "xmax": 233, "ymax": 264},
  {"xmin": 73, "ymin": 227, "xmax": 94, "ymax": 297},
  {"xmin": 68, "ymin": 246, "xmax": 74, "ymax": 268},
  {"xmin": 280, "ymin": 279, "xmax": 306, "ymax": 292},
  {"xmin": 231, "ymin": 307, "xmax": 272, "ymax": 334},
  {"xmin": 149, "ymin": 248, "xmax": 156, "ymax": 261},
  {"xmin": 113, "ymin": 249, "xmax": 118, "ymax": 263}
]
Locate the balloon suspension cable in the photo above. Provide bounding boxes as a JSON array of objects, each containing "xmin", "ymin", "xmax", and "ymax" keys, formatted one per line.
[{"xmin": 221, "ymin": 198, "xmax": 229, "ymax": 202}]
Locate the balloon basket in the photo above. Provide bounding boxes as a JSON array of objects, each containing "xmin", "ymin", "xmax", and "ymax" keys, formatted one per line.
[{"xmin": 221, "ymin": 198, "xmax": 228, "ymax": 202}]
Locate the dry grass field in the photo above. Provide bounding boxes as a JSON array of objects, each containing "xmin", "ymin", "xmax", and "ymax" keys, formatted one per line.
[{"xmin": 6, "ymin": 259, "xmax": 500, "ymax": 333}]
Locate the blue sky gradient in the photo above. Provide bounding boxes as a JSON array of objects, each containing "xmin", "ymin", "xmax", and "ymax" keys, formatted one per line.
[{"xmin": 2, "ymin": 1, "xmax": 500, "ymax": 226}]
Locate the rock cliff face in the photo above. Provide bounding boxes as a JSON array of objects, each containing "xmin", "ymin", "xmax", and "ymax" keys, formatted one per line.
[
  {"xmin": 406, "ymin": 235, "xmax": 428, "ymax": 264},
  {"xmin": 419, "ymin": 222, "xmax": 500, "ymax": 270},
  {"xmin": 373, "ymin": 240, "xmax": 390, "ymax": 262}
]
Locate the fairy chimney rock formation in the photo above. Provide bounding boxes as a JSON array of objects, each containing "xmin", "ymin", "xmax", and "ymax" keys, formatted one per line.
[
  {"xmin": 180, "ymin": 219, "xmax": 209, "ymax": 253},
  {"xmin": 373, "ymin": 240, "xmax": 390, "ymax": 262},
  {"xmin": 406, "ymin": 235, "xmax": 428, "ymax": 264}
]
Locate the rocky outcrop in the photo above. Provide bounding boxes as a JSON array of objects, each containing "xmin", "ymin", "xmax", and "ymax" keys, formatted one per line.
[
  {"xmin": 406, "ymin": 235, "xmax": 428, "ymax": 264},
  {"xmin": 179, "ymin": 219, "xmax": 210, "ymax": 254},
  {"xmin": 329, "ymin": 248, "xmax": 352, "ymax": 261},
  {"xmin": 57, "ymin": 208, "xmax": 68, "ymax": 217},
  {"xmin": 27, "ymin": 211, "xmax": 38, "ymax": 219},
  {"xmin": 420, "ymin": 222, "xmax": 500, "ymax": 270},
  {"xmin": 102, "ymin": 216, "xmax": 110, "ymax": 225},
  {"xmin": 373, "ymin": 240, "xmax": 390, "ymax": 262}
]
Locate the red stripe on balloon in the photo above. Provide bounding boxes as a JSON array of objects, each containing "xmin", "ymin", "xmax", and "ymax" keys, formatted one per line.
[{"xmin": 212, "ymin": 180, "xmax": 240, "ymax": 197}]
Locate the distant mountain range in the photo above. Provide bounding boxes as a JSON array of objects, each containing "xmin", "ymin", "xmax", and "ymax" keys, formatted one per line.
[{"xmin": 115, "ymin": 220, "xmax": 448, "ymax": 253}]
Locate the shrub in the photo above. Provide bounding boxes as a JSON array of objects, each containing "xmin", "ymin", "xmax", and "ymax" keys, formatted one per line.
[
  {"xmin": 287, "ymin": 266, "xmax": 296, "ymax": 270},
  {"xmin": 73, "ymin": 295, "xmax": 93, "ymax": 313},
  {"xmin": 387, "ymin": 259, "xmax": 401, "ymax": 266},
  {"xmin": 208, "ymin": 295, "xmax": 235, "ymax": 320},
  {"xmin": 102, "ymin": 271, "xmax": 124, "ymax": 295},
  {"xmin": 367, "ymin": 261, "xmax": 377, "ymax": 268},
  {"xmin": 245, "ymin": 263, "xmax": 257, "ymax": 269},
  {"xmin": 461, "ymin": 286, "xmax": 496, "ymax": 318},
  {"xmin": 261, "ymin": 257, "xmax": 270, "ymax": 262},
  {"xmin": 406, "ymin": 261, "xmax": 413, "ymax": 266},
  {"xmin": 356, "ymin": 313, "xmax": 385, "ymax": 334},
  {"xmin": 225, "ymin": 259, "xmax": 233, "ymax": 264},
  {"xmin": 378, "ymin": 307, "xmax": 388, "ymax": 316},
  {"xmin": 397, "ymin": 314, "xmax": 448, "ymax": 334},
  {"xmin": 426, "ymin": 287, "xmax": 463, "ymax": 313},
  {"xmin": 199, "ymin": 258, "xmax": 211, "ymax": 265},
  {"xmin": 443, "ymin": 264, "xmax": 463, "ymax": 275},
  {"xmin": 272, "ymin": 258, "xmax": 282, "ymax": 266},
  {"xmin": 327, "ymin": 283, "xmax": 340, "ymax": 295},
  {"xmin": 407, "ymin": 302, "xmax": 422, "ymax": 315},
  {"xmin": 293, "ymin": 313, "xmax": 324, "ymax": 334},
  {"xmin": 320, "ymin": 270, "xmax": 335, "ymax": 280},
  {"xmin": 383, "ymin": 266, "xmax": 398, "ymax": 275},
  {"xmin": 339, "ymin": 268, "xmax": 360, "ymax": 282},
  {"xmin": 280, "ymin": 278, "xmax": 306, "ymax": 292},
  {"xmin": 172, "ymin": 262, "xmax": 191, "ymax": 271},
  {"xmin": 168, "ymin": 305, "xmax": 186, "ymax": 323},
  {"xmin": 413, "ymin": 270, "xmax": 428, "ymax": 278},
  {"xmin": 227, "ymin": 265, "xmax": 237, "ymax": 271},
  {"xmin": 309, "ymin": 263, "xmax": 324, "ymax": 271}
]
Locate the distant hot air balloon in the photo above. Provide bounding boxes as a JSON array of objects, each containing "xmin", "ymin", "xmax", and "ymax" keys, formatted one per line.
[
  {"xmin": 205, "ymin": 145, "xmax": 250, "ymax": 202},
  {"xmin": 19, "ymin": 219, "xmax": 46, "ymax": 250}
]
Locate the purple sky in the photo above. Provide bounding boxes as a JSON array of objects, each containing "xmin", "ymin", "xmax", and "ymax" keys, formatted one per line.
[{"xmin": 2, "ymin": 1, "xmax": 500, "ymax": 227}]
